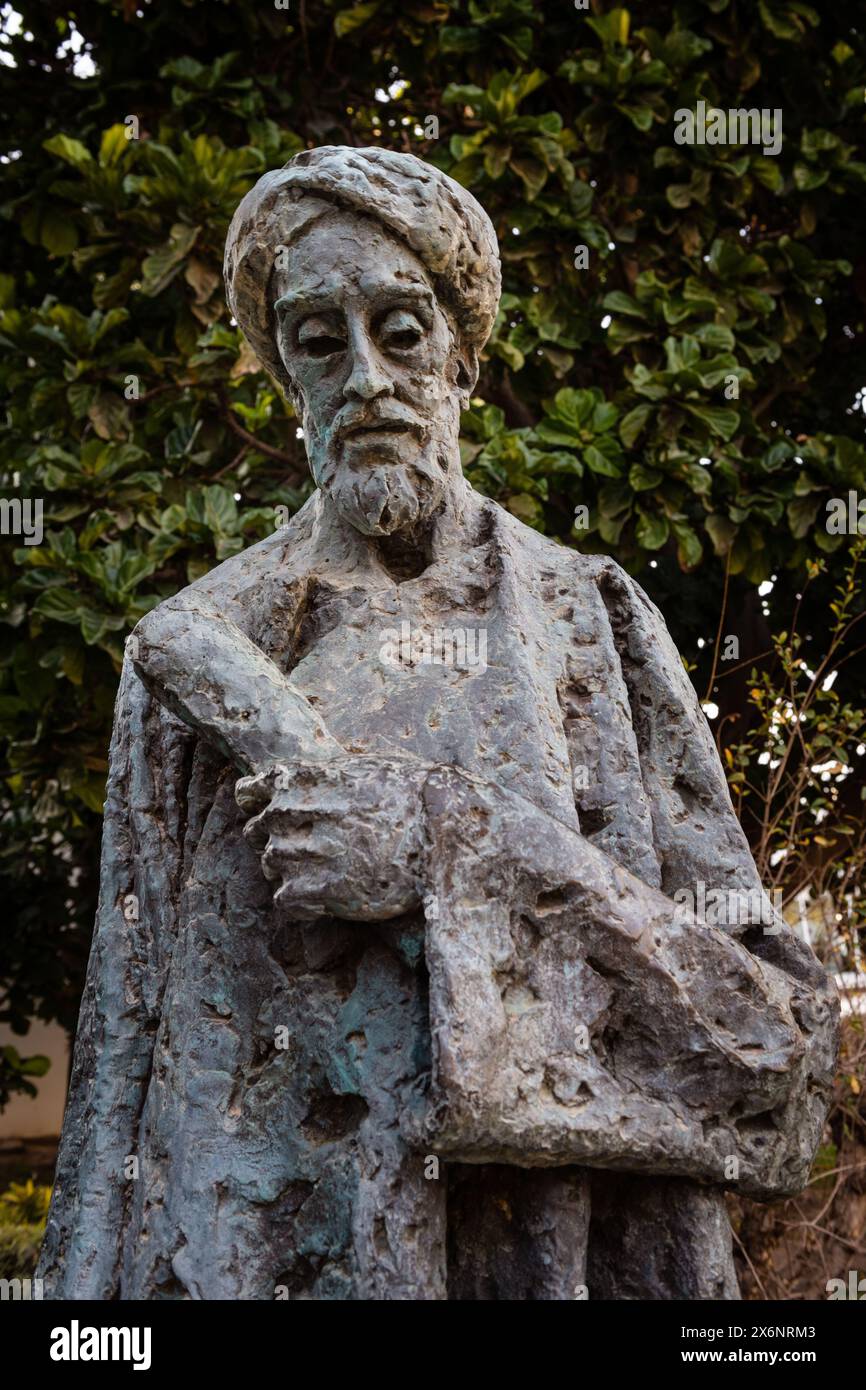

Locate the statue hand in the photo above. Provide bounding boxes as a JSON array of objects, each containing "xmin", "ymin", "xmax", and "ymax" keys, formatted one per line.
[{"xmin": 235, "ymin": 754, "xmax": 429, "ymax": 922}]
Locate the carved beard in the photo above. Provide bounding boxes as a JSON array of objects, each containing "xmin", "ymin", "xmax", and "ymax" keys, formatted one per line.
[
  {"xmin": 331, "ymin": 453, "xmax": 449, "ymax": 535},
  {"xmin": 308, "ymin": 433, "xmax": 454, "ymax": 537}
]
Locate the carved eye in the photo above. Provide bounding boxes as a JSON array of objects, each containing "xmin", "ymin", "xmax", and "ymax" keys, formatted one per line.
[
  {"xmin": 379, "ymin": 308, "xmax": 425, "ymax": 351},
  {"xmin": 297, "ymin": 315, "xmax": 346, "ymax": 358}
]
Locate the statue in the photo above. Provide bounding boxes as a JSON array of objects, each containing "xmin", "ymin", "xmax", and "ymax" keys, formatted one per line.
[{"xmin": 39, "ymin": 148, "xmax": 838, "ymax": 1301}]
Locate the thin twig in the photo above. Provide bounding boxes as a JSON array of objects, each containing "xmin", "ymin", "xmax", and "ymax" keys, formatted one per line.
[
  {"xmin": 704, "ymin": 548, "xmax": 732, "ymax": 704},
  {"xmin": 218, "ymin": 402, "xmax": 305, "ymax": 476},
  {"xmin": 730, "ymin": 1223, "xmax": 771, "ymax": 1300}
]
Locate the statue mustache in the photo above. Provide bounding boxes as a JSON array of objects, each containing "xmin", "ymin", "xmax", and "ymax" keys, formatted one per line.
[{"xmin": 331, "ymin": 404, "xmax": 428, "ymax": 444}]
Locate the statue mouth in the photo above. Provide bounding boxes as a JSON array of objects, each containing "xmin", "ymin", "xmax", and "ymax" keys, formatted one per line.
[
  {"xmin": 337, "ymin": 411, "xmax": 426, "ymax": 448},
  {"xmin": 346, "ymin": 422, "xmax": 413, "ymax": 439}
]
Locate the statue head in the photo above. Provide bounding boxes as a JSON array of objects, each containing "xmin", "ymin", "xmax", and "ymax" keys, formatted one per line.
[{"xmin": 225, "ymin": 147, "xmax": 501, "ymax": 537}]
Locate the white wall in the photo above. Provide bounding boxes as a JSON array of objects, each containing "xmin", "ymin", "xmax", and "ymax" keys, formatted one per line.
[{"xmin": 0, "ymin": 1020, "xmax": 69, "ymax": 1138}]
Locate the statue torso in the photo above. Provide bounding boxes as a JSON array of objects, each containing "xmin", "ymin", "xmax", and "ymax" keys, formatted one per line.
[
  {"xmin": 285, "ymin": 553, "xmax": 581, "ymax": 831},
  {"xmin": 123, "ymin": 498, "xmax": 660, "ymax": 1299}
]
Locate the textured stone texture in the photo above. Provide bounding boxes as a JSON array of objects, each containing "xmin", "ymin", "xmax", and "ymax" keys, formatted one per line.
[
  {"xmin": 40, "ymin": 148, "xmax": 838, "ymax": 1301},
  {"xmin": 587, "ymin": 1174, "xmax": 739, "ymax": 1300}
]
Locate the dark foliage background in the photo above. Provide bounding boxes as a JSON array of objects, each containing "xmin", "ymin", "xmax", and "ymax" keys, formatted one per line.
[{"xmin": 1, "ymin": 0, "xmax": 865, "ymax": 1232}]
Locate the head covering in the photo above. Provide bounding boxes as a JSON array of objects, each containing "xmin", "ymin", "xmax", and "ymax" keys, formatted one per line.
[{"xmin": 224, "ymin": 146, "xmax": 502, "ymax": 392}]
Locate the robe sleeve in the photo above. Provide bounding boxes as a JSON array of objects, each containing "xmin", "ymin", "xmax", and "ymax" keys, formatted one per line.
[
  {"xmin": 599, "ymin": 560, "xmax": 838, "ymax": 1000},
  {"xmin": 38, "ymin": 658, "xmax": 195, "ymax": 1298},
  {"xmin": 417, "ymin": 560, "xmax": 838, "ymax": 1195},
  {"xmin": 597, "ymin": 561, "xmax": 769, "ymax": 904}
]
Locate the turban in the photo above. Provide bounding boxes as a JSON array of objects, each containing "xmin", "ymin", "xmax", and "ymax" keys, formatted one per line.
[{"xmin": 224, "ymin": 146, "xmax": 502, "ymax": 393}]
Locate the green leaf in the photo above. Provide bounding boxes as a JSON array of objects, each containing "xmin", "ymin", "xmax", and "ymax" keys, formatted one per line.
[
  {"xmin": 585, "ymin": 444, "xmax": 622, "ymax": 478},
  {"xmin": 510, "ymin": 156, "xmax": 547, "ymax": 201},
  {"xmin": 751, "ymin": 157, "xmax": 784, "ymax": 192},
  {"xmin": 43, "ymin": 133, "xmax": 93, "ymax": 168},
  {"xmin": 88, "ymin": 392, "xmax": 131, "ymax": 441},
  {"xmin": 603, "ymin": 290, "xmax": 646, "ymax": 319},
  {"xmin": 635, "ymin": 510, "xmax": 670, "ymax": 550},
  {"xmin": 787, "ymin": 496, "xmax": 822, "ymax": 539},
  {"xmin": 33, "ymin": 589, "xmax": 83, "ymax": 625},
  {"xmin": 682, "ymin": 404, "xmax": 740, "ymax": 441},
  {"xmin": 333, "ymin": 2, "xmax": 381, "ymax": 37},
  {"xmin": 694, "ymin": 324, "xmax": 736, "ymax": 352},
  {"xmin": 620, "ymin": 404, "xmax": 652, "ymax": 448},
  {"xmin": 706, "ymin": 514, "xmax": 737, "ymax": 555},
  {"xmin": 793, "ymin": 163, "xmax": 829, "ymax": 191},
  {"xmin": 140, "ymin": 223, "xmax": 201, "ymax": 297},
  {"xmin": 672, "ymin": 519, "xmax": 703, "ymax": 570},
  {"xmin": 666, "ymin": 183, "xmax": 694, "ymax": 209},
  {"xmin": 99, "ymin": 124, "xmax": 131, "ymax": 167},
  {"xmin": 38, "ymin": 209, "xmax": 79, "ymax": 256},
  {"xmin": 629, "ymin": 463, "xmax": 662, "ymax": 491},
  {"xmin": 665, "ymin": 335, "xmax": 701, "ymax": 373},
  {"xmin": 618, "ymin": 104, "xmax": 654, "ymax": 133},
  {"xmin": 591, "ymin": 400, "xmax": 618, "ymax": 433},
  {"xmin": 203, "ymin": 485, "xmax": 239, "ymax": 534}
]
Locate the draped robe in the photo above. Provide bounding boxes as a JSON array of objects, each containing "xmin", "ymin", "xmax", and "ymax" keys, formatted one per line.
[{"xmin": 39, "ymin": 486, "xmax": 838, "ymax": 1300}]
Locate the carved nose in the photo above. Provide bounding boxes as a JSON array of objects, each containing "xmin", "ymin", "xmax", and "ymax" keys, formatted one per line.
[{"xmin": 343, "ymin": 344, "xmax": 393, "ymax": 402}]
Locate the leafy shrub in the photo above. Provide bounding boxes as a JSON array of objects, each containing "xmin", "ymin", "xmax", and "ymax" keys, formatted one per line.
[
  {"xmin": 0, "ymin": 1180, "xmax": 52, "ymax": 1280},
  {"xmin": 0, "ymin": 1221, "xmax": 44, "ymax": 1281}
]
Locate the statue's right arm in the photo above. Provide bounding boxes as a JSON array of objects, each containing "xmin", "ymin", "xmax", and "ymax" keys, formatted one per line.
[{"xmin": 130, "ymin": 590, "xmax": 344, "ymax": 774}]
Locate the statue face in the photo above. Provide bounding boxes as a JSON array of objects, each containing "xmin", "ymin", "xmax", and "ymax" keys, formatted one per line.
[{"xmin": 273, "ymin": 210, "xmax": 466, "ymax": 537}]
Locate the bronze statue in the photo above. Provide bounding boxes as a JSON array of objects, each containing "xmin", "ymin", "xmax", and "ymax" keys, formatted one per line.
[{"xmin": 40, "ymin": 148, "xmax": 837, "ymax": 1301}]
